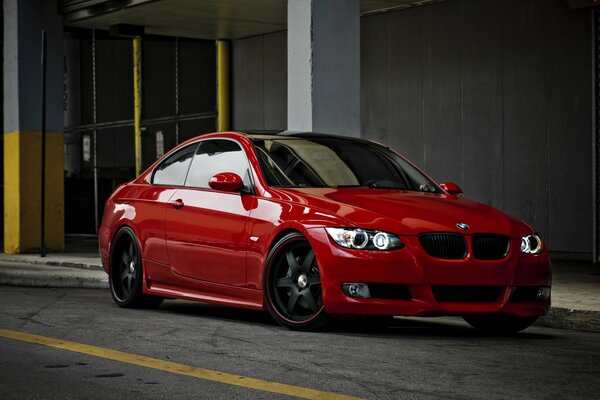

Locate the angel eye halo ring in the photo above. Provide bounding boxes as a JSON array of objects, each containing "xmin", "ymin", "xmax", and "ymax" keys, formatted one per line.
[
  {"xmin": 325, "ymin": 227, "xmax": 404, "ymax": 251},
  {"xmin": 521, "ymin": 234, "xmax": 543, "ymax": 255}
]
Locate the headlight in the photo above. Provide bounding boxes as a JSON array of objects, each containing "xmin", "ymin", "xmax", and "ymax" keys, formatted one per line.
[
  {"xmin": 521, "ymin": 234, "xmax": 543, "ymax": 254},
  {"xmin": 325, "ymin": 227, "xmax": 404, "ymax": 251}
]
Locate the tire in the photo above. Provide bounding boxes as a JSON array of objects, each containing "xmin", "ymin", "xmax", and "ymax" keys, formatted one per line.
[
  {"xmin": 463, "ymin": 314, "xmax": 538, "ymax": 334},
  {"xmin": 264, "ymin": 232, "xmax": 330, "ymax": 331},
  {"xmin": 109, "ymin": 227, "xmax": 163, "ymax": 309}
]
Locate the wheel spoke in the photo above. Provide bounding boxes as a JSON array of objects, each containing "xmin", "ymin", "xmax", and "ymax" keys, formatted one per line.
[
  {"xmin": 285, "ymin": 250, "xmax": 301, "ymax": 273},
  {"xmin": 302, "ymin": 290, "xmax": 319, "ymax": 312},
  {"xmin": 301, "ymin": 249, "xmax": 315, "ymax": 273},
  {"xmin": 287, "ymin": 287, "xmax": 300, "ymax": 314},
  {"xmin": 119, "ymin": 259, "xmax": 127, "ymax": 274},
  {"xmin": 129, "ymin": 275, "xmax": 135, "ymax": 292},
  {"xmin": 128, "ymin": 241, "xmax": 135, "ymax": 259},
  {"xmin": 121, "ymin": 274, "xmax": 129, "ymax": 294},
  {"xmin": 308, "ymin": 275, "xmax": 321, "ymax": 287},
  {"xmin": 275, "ymin": 277, "xmax": 294, "ymax": 288}
]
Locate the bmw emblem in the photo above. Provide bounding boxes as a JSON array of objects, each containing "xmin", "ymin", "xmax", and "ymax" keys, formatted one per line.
[{"xmin": 456, "ymin": 223, "xmax": 469, "ymax": 230}]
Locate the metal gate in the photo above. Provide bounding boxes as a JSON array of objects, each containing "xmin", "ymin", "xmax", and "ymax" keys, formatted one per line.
[{"xmin": 595, "ymin": 10, "xmax": 600, "ymax": 262}]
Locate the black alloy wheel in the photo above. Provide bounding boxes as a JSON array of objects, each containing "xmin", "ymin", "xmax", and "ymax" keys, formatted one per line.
[
  {"xmin": 109, "ymin": 227, "xmax": 163, "ymax": 309},
  {"xmin": 264, "ymin": 232, "xmax": 329, "ymax": 331},
  {"xmin": 119, "ymin": 240, "xmax": 137, "ymax": 299}
]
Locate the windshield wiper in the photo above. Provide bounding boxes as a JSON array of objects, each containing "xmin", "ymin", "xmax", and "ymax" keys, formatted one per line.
[
  {"xmin": 367, "ymin": 184, "xmax": 403, "ymax": 190},
  {"xmin": 336, "ymin": 183, "xmax": 404, "ymax": 189}
]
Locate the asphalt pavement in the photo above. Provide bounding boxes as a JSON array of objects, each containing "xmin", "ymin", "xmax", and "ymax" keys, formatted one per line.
[
  {"xmin": 1, "ymin": 287, "xmax": 599, "ymax": 399},
  {"xmin": 0, "ymin": 251, "xmax": 598, "ymax": 333}
]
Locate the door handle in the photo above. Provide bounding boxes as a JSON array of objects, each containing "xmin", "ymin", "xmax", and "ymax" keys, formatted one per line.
[{"xmin": 169, "ymin": 199, "xmax": 184, "ymax": 209}]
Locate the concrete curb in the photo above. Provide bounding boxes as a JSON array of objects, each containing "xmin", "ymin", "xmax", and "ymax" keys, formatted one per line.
[
  {"xmin": 0, "ymin": 271, "xmax": 108, "ymax": 289},
  {"xmin": 0, "ymin": 256, "xmax": 103, "ymax": 271},
  {"xmin": 540, "ymin": 307, "xmax": 600, "ymax": 333}
]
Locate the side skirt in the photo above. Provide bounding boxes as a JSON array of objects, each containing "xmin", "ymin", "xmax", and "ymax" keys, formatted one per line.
[{"xmin": 143, "ymin": 258, "xmax": 264, "ymax": 310}]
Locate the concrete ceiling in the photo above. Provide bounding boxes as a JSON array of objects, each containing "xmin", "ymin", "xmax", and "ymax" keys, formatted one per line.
[{"xmin": 63, "ymin": 0, "xmax": 441, "ymax": 40}]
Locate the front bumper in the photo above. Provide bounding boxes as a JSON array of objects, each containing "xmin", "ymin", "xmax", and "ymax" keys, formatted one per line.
[{"xmin": 307, "ymin": 228, "xmax": 552, "ymax": 317}]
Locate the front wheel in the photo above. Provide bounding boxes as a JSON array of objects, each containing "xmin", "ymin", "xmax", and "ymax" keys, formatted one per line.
[
  {"xmin": 264, "ymin": 232, "xmax": 330, "ymax": 331},
  {"xmin": 109, "ymin": 227, "xmax": 163, "ymax": 309},
  {"xmin": 463, "ymin": 314, "xmax": 538, "ymax": 334}
]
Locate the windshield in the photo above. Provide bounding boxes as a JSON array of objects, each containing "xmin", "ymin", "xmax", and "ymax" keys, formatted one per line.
[{"xmin": 252, "ymin": 137, "xmax": 440, "ymax": 192}]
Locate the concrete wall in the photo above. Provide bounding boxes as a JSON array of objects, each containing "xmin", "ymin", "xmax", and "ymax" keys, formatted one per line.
[
  {"xmin": 232, "ymin": 0, "xmax": 593, "ymax": 256},
  {"xmin": 361, "ymin": 0, "xmax": 592, "ymax": 254},
  {"xmin": 233, "ymin": 31, "xmax": 287, "ymax": 131}
]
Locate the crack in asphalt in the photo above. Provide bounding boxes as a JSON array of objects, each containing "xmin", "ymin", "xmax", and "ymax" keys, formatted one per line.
[{"xmin": 17, "ymin": 292, "xmax": 69, "ymax": 329}]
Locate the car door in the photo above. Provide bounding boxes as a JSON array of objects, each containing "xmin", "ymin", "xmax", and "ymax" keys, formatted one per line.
[
  {"xmin": 140, "ymin": 142, "xmax": 199, "ymax": 264},
  {"xmin": 165, "ymin": 139, "xmax": 254, "ymax": 286}
]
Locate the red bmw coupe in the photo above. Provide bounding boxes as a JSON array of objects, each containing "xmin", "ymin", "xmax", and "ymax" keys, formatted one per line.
[{"xmin": 99, "ymin": 132, "xmax": 551, "ymax": 332}]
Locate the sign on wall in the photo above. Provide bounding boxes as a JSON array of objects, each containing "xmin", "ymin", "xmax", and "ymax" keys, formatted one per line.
[
  {"xmin": 156, "ymin": 130, "xmax": 164, "ymax": 159},
  {"xmin": 82, "ymin": 134, "xmax": 91, "ymax": 162}
]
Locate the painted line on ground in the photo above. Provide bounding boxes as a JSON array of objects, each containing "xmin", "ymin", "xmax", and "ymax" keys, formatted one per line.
[{"xmin": 0, "ymin": 328, "xmax": 362, "ymax": 400}]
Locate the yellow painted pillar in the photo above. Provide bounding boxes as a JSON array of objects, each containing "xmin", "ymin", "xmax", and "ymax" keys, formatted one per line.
[
  {"xmin": 133, "ymin": 36, "xmax": 142, "ymax": 176},
  {"xmin": 217, "ymin": 40, "xmax": 230, "ymax": 132},
  {"xmin": 4, "ymin": 0, "xmax": 64, "ymax": 253},
  {"xmin": 4, "ymin": 132, "xmax": 64, "ymax": 253}
]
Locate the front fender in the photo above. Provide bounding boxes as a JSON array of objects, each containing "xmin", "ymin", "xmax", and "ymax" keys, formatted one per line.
[{"xmin": 245, "ymin": 197, "xmax": 351, "ymax": 292}]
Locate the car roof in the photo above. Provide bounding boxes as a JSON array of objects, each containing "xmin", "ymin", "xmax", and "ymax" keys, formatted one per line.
[{"xmin": 243, "ymin": 131, "xmax": 376, "ymax": 145}]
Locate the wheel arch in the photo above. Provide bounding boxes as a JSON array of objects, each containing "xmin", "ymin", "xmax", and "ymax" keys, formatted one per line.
[
  {"xmin": 256, "ymin": 228, "xmax": 304, "ymax": 290},
  {"xmin": 268, "ymin": 228, "xmax": 304, "ymax": 252}
]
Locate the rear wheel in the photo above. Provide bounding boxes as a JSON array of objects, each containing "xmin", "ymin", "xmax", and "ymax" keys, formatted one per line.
[
  {"xmin": 463, "ymin": 314, "xmax": 538, "ymax": 334},
  {"xmin": 109, "ymin": 227, "xmax": 163, "ymax": 309},
  {"xmin": 264, "ymin": 232, "xmax": 330, "ymax": 331}
]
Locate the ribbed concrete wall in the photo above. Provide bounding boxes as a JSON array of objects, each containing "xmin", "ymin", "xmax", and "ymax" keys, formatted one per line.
[
  {"xmin": 233, "ymin": 31, "xmax": 287, "ymax": 131},
  {"xmin": 233, "ymin": 0, "xmax": 593, "ymax": 256}
]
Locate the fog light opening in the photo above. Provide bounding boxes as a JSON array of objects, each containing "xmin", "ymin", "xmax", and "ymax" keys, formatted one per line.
[
  {"xmin": 536, "ymin": 286, "xmax": 551, "ymax": 301},
  {"xmin": 342, "ymin": 283, "xmax": 371, "ymax": 299}
]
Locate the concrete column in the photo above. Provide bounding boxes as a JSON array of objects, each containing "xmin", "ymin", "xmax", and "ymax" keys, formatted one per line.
[
  {"xmin": 287, "ymin": 0, "xmax": 360, "ymax": 136},
  {"xmin": 64, "ymin": 34, "xmax": 82, "ymax": 178},
  {"xmin": 3, "ymin": 0, "xmax": 64, "ymax": 253},
  {"xmin": 217, "ymin": 40, "xmax": 231, "ymax": 132}
]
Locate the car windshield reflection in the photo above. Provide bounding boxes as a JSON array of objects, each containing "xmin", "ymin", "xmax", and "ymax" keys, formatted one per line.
[{"xmin": 252, "ymin": 137, "xmax": 439, "ymax": 192}]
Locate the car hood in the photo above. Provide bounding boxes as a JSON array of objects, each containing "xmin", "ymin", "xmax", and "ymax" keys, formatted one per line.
[{"xmin": 277, "ymin": 188, "xmax": 530, "ymax": 237}]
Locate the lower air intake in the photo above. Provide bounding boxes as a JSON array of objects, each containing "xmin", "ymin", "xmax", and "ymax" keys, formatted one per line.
[{"xmin": 432, "ymin": 286, "xmax": 502, "ymax": 303}]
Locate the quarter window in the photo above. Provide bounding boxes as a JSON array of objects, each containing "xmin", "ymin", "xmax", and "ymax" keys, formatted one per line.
[
  {"xmin": 152, "ymin": 143, "xmax": 197, "ymax": 186},
  {"xmin": 185, "ymin": 140, "xmax": 250, "ymax": 189}
]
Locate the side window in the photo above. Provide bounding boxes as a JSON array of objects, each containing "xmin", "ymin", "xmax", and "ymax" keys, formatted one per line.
[
  {"xmin": 185, "ymin": 140, "xmax": 250, "ymax": 189},
  {"xmin": 152, "ymin": 143, "xmax": 197, "ymax": 186}
]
